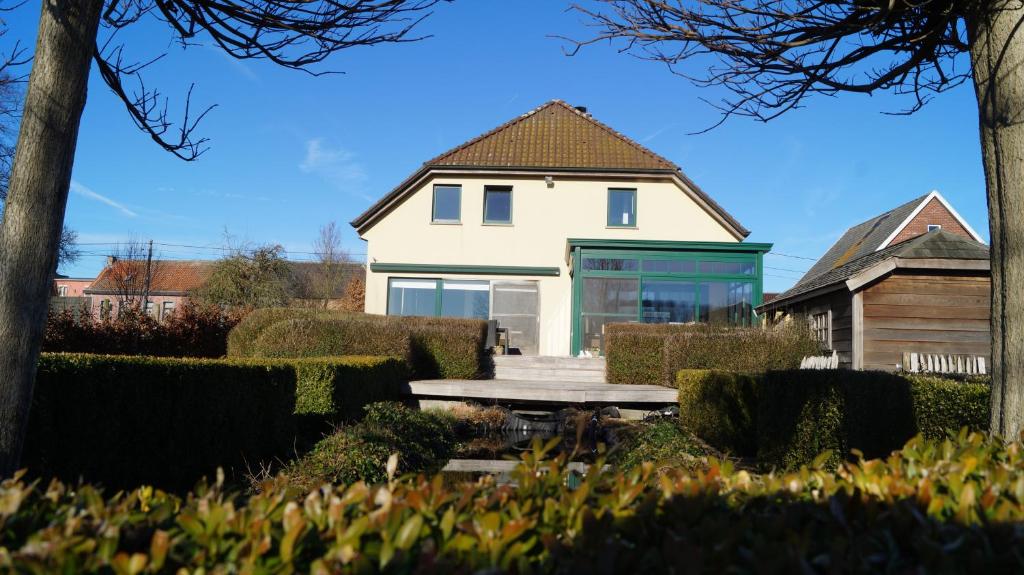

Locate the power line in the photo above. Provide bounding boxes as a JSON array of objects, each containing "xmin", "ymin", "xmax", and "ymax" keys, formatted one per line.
[
  {"xmin": 764, "ymin": 265, "xmax": 807, "ymax": 274},
  {"xmin": 767, "ymin": 251, "xmax": 818, "ymax": 262}
]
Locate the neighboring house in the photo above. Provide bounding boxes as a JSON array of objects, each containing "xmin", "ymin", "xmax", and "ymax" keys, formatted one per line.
[
  {"xmin": 288, "ymin": 261, "xmax": 366, "ymax": 309},
  {"xmin": 351, "ymin": 100, "xmax": 770, "ymax": 356},
  {"xmin": 85, "ymin": 259, "xmax": 215, "ymax": 320},
  {"xmin": 759, "ymin": 192, "xmax": 989, "ymax": 371},
  {"xmin": 53, "ymin": 276, "xmax": 94, "ymax": 297},
  {"xmin": 83, "ymin": 258, "xmax": 365, "ymax": 318}
]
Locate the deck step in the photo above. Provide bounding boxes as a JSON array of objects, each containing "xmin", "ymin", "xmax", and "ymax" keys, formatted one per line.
[
  {"xmin": 403, "ymin": 379, "xmax": 678, "ymax": 405},
  {"xmin": 494, "ymin": 367, "xmax": 606, "ymax": 382},
  {"xmin": 493, "ymin": 356, "xmax": 605, "ymax": 370}
]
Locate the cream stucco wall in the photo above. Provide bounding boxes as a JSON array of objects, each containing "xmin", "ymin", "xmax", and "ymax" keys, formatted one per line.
[{"xmin": 359, "ymin": 172, "xmax": 740, "ymax": 356}]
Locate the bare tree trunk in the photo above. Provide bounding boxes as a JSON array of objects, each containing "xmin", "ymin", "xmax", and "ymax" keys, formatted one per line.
[
  {"xmin": 969, "ymin": 2, "xmax": 1024, "ymax": 439},
  {"xmin": 0, "ymin": 1, "xmax": 103, "ymax": 475}
]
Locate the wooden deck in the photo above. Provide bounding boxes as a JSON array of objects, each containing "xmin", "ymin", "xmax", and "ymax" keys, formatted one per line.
[{"xmin": 401, "ymin": 379, "xmax": 678, "ymax": 405}]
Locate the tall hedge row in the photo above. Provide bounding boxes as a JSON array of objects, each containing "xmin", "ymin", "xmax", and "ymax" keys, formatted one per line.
[
  {"xmin": 229, "ymin": 309, "xmax": 492, "ymax": 379},
  {"xmin": 677, "ymin": 368, "xmax": 991, "ymax": 469},
  {"xmin": 23, "ymin": 353, "xmax": 407, "ymax": 490},
  {"xmin": 606, "ymin": 322, "xmax": 821, "ymax": 386}
]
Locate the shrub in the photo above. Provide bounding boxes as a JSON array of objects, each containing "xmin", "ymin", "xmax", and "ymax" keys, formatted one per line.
[
  {"xmin": 677, "ymin": 369, "xmax": 990, "ymax": 469},
  {"xmin": 3, "ymin": 433, "xmax": 1024, "ymax": 573},
  {"xmin": 677, "ymin": 370, "xmax": 758, "ymax": 455},
  {"xmin": 225, "ymin": 307, "xmax": 319, "ymax": 357},
  {"xmin": 23, "ymin": 353, "xmax": 407, "ymax": 490},
  {"xmin": 606, "ymin": 321, "xmax": 821, "ymax": 386},
  {"xmin": 42, "ymin": 302, "xmax": 246, "ymax": 358},
  {"xmin": 284, "ymin": 402, "xmax": 456, "ymax": 491},
  {"xmin": 604, "ymin": 330, "xmax": 665, "ymax": 385},
  {"xmin": 229, "ymin": 310, "xmax": 492, "ymax": 379},
  {"xmin": 610, "ymin": 418, "xmax": 712, "ymax": 471}
]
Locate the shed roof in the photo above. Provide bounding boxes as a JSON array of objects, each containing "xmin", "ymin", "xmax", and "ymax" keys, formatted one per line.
[{"xmin": 763, "ymin": 230, "xmax": 989, "ymax": 307}]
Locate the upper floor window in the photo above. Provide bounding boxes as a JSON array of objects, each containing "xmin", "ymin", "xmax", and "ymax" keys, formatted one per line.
[
  {"xmin": 607, "ymin": 188, "xmax": 636, "ymax": 227},
  {"xmin": 483, "ymin": 186, "xmax": 513, "ymax": 224},
  {"xmin": 927, "ymin": 224, "xmax": 942, "ymax": 232},
  {"xmin": 57, "ymin": 285, "xmax": 68, "ymax": 297},
  {"xmin": 432, "ymin": 184, "xmax": 461, "ymax": 223}
]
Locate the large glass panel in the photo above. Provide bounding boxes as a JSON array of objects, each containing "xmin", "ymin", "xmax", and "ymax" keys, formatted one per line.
[
  {"xmin": 483, "ymin": 187, "xmax": 512, "ymax": 224},
  {"xmin": 441, "ymin": 280, "xmax": 490, "ymax": 319},
  {"xmin": 582, "ymin": 257, "xmax": 638, "ymax": 271},
  {"xmin": 641, "ymin": 259, "xmax": 696, "ymax": 273},
  {"xmin": 607, "ymin": 189, "xmax": 636, "ymax": 227},
  {"xmin": 641, "ymin": 280, "xmax": 697, "ymax": 323},
  {"xmin": 699, "ymin": 260, "xmax": 755, "ymax": 275},
  {"xmin": 583, "ymin": 277, "xmax": 639, "ymax": 315},
  {"xmin": 492, "ymin": 281, "xmax": 539, "ymax": 355},
  {"xmin": 388, "ymin": 279, "xmax": 437, "ymax": 316},
  {"xmin": 432, "ymin": 185, "xmax": 461, "ymax": 222},
  {"xmin": 699, "ymin": 281, "xmax": 753, "ymax": 325}
]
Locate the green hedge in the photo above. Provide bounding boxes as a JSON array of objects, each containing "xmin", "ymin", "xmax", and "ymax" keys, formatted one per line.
[
  {"xmin": 23, "ymin": 353, "xmax": 407, "ymax": 490},
  {"xmin": 4, "ymin": 432, "xmax": 1024, "ymax": 573},
  {"xmin": 230, "ymin": 310, "xmax": 492, "ymax": 379},
  {"xmin": 677, "ymin": 369, "xmax": 990, "ymax": 469},
  {"xmin": 607, "ymin": 322, "xmax": 821, "ymax": 386}
]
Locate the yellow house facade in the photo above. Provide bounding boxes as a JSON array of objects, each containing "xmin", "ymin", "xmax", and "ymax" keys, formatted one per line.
[{"xmin": 352, "ymin": 101, "xmax": 770, "ymax": 356}]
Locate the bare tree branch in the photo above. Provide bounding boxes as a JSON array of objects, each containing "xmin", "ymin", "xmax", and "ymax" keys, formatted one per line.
[
  {"xmin": 566, "ymin": 0, "xmax": 974, "ymax": 127},
  {"xmin": 89, "ymin": 0, "xmax": 444, "ymax": 160}
]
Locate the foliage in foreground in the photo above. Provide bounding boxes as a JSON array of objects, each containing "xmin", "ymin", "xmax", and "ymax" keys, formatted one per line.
[
  {"xmin": 3, "ymin": 432, "xmax": 1024, "ymax": 573},
  {"xmin": 284, "ymin": 402, "xmax": 457, "ymax": 492}
]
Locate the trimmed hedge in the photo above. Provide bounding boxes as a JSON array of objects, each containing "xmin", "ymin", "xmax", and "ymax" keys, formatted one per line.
[
  {"xmin": 678, "ymin": 369, "xmax": 990, "ymax": 469},
  {"xmin": 23, "ymin": 353, "xmax": 407, "ymax": 490},
  {"xmin": 230, "ymin": 309, "xmax": 492, "ymax": 379},
  {"xmin": 607, "ymin": 322, "xmax": 821, "ymax": 386},
  {"xmin": 4, "ymin": 432, "xmax": 1024, "ymax": 572}
]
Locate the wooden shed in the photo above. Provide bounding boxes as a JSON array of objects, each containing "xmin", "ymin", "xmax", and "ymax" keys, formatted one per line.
[{"xmin": 758, "ymin": 230, "xmax": 990, "ymax": 371}]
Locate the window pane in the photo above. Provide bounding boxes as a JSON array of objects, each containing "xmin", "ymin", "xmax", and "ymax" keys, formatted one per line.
[
  {"xmin": 484, "ymin": 188, "xmax": 512, "ymax": 223},
  {"xmin": 699, "ymin": 281, "xmax": 753, "ymax": 325},
  {"xmin": 388, "ymin": 279, "xmax": 437, "ymax": 316},
  {"xmin": 641, "ymin": 259, "xmax": 696, "ymax": 273},
  {"xmin": 607, "ymin": 189, "xmax": 636, "ymax": 226},
  {"xmin": 441, "ymin": 280, "xmax": 490, "ymax": 319},
  {"xmin": 699, "ymin": 260, "xmax": 755, "ymax": 275},
  {"xmin": 583, "ymin": 277, "xmax": 638, "ymax": 315},
  {"xmin": 642, "ymin": 280, "xmax": 697, "ymax": 323},
  {"xmin": 432, "ymin": 185, "xmax": 461, "ymax": 222},
  {"xmin": 582, "ymin": 257, "xmax": 638, "ymax": 271}
]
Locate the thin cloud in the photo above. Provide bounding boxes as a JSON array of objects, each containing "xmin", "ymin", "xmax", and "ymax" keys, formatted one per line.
[
  {"xmin": 70, "ymin": 180, "xmax": 137, "ymax": 217},
  {"xmin": 299, "ymin": 138, "xmax": 370, "ymax": 198}
]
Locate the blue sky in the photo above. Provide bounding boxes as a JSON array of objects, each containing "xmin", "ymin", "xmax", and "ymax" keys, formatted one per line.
[{"xmin": 5, "ymin": 1, "xmax": 987, "ymax": 292}]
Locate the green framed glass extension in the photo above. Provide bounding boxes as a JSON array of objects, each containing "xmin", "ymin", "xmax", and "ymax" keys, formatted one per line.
[{"xmin": 568, "ymin": 239, "xmax": 771, "ymax": 355}]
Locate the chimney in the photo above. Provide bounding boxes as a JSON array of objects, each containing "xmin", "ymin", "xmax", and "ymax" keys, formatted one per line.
[{"xmin": 574, "ymin": 105, "xmax": 588, "ymax": 115}]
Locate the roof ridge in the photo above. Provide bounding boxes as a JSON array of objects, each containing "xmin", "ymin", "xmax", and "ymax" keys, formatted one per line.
[{"xmin": 426, "ymin": 99, "xmax": 678, "ymax": 171}]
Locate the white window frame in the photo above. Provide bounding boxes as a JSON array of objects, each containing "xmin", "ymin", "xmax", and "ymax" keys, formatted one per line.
[{"xmin": 811, "ymin": 310, "xmax": 832, "ymax": 349}]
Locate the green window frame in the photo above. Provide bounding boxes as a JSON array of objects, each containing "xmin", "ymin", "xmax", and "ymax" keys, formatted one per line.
[
  {"xmin": 607, "ymin": 188, "xmax": 637, "ymax": 228},
  {"xmin": 483, "ymin": 186, "xmax": 513, "ymax": 224},
  {"xmin": 386, "ymin": 277, "xmax": 491, "ymax": 319},
  {"xmin": 432, "ymin": 184, "xmax": 462, "ymax": 224}
]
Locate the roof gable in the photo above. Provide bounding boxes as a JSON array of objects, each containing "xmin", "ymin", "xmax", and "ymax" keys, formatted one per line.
[
  {"xmin": 351, "ymin": 100, "xmax": 749, "ymax": 238},
  {"xmin": 427, "ymin": 100, "xmax": 678, "ymax": 171}
]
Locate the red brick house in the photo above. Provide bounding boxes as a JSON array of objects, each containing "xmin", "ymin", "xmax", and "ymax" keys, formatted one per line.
[
  {"xmin": 84, "ymin": 259, "xmax": 214, "ymax": 320},
  {"xmin": 759, "ymin": 191, "xmax": 989, "ymax": 372}
]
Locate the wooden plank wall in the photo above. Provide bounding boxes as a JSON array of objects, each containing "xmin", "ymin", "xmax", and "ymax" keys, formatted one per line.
[
  {"xmin": 862, "ymin": 272, "xmax": 990, "ymax": 371},
  {"xmin": 784, "ymin": 290, "xmax": 853, "ymax": 368}
]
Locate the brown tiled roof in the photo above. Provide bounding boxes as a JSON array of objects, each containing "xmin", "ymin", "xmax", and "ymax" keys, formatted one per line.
[
  {"xmin": 427, "ymin": 100, "xmax": 678, "ymax": 171},
  {"xmin": 351, "ymin": 100, "xmax": 749, "ymax": 237},
  {"xmin": 86, "ymin": 260, "xmax": 215, "ymax": 295}
]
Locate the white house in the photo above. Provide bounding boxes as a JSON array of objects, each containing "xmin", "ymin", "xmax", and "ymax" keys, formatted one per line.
[{"xmin": 351, "ymin": 100, "xmax": 770, "ymax": 356}]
